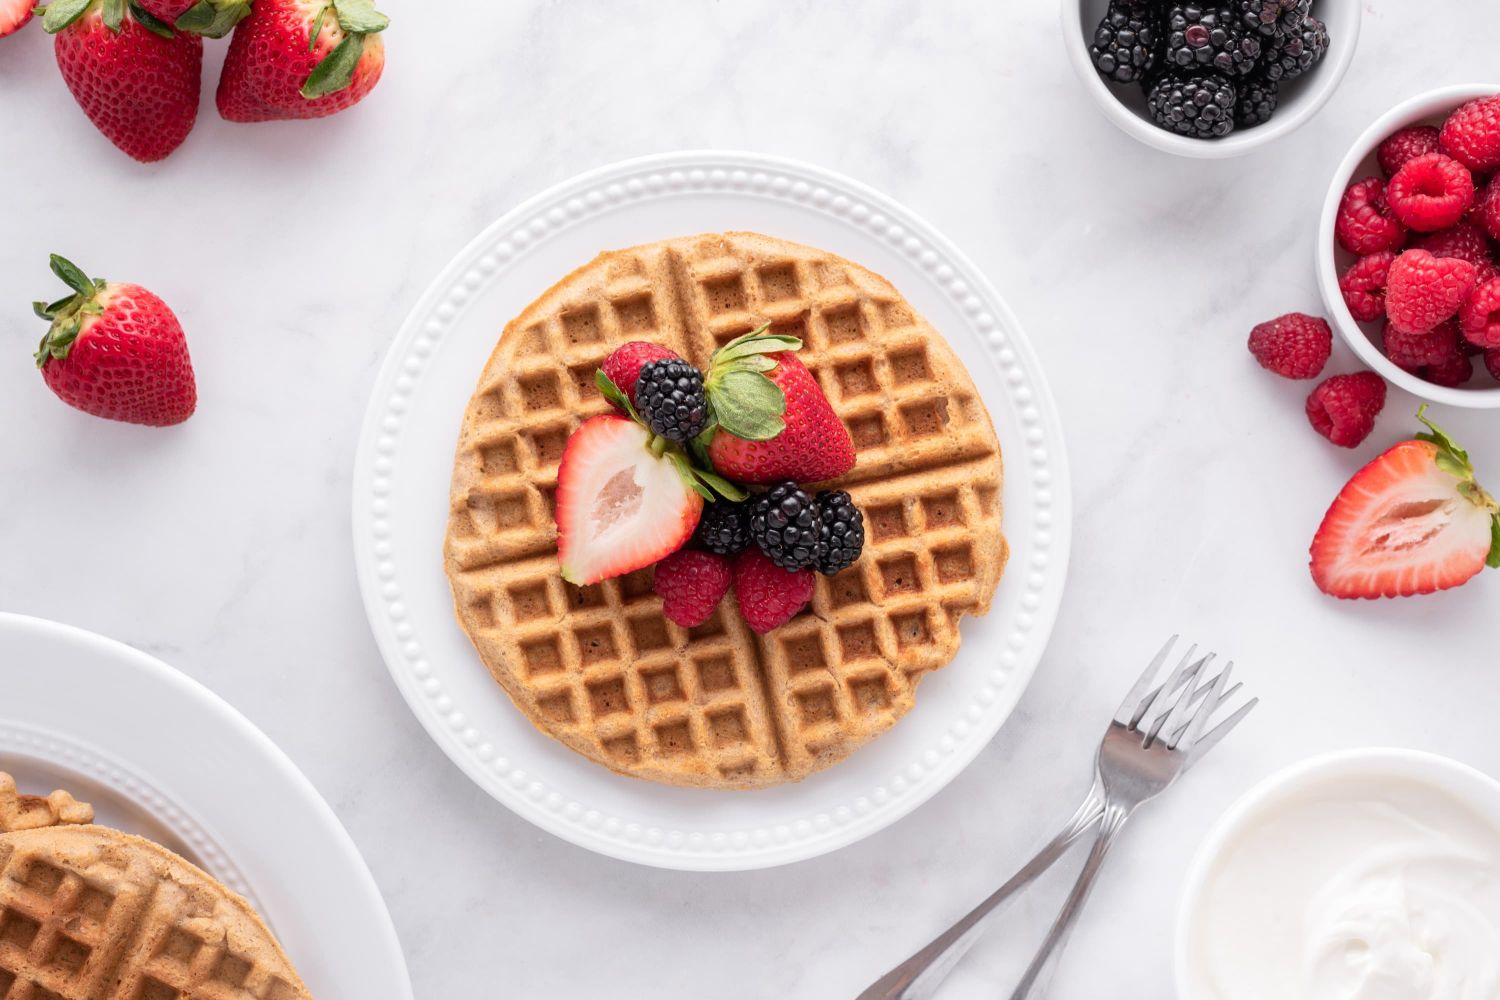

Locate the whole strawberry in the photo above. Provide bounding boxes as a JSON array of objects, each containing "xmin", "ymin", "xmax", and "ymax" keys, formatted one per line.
[
  {"xmin": 0, "ymin": 0, "xmax": 33, "ymax": 37},
  {"xmin": 217, "ymin": 0, "xmax": 389, "ymax": 123},
  {"xmin": 40, "ymin": 0, "xmax": 202, "ymax": 162},
  {"xmin": 32, "ymin": 255, "xmax": 196, "ymax": 426},
  {"xmin": 703, "ymin": 326, "xmax": 856, "ymax": 485}
]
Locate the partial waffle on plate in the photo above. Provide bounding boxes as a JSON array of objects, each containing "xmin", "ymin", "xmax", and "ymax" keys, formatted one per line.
[
  {"xmin": 0, "ymin": 773, "xmax": 93, "ymax": 833},
  {"xmin": 445, "ymin": 232, "xmax": 1008, "ymax": 789},
  {"xmin": 0, "ymin": 825, "xmax": 311, "ymax": 1000}
]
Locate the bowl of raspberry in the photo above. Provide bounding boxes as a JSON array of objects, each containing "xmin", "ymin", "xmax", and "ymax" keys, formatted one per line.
[
  {"xmin": 1319, "ymin": 85, "xmax": 1500, "ymax": 408},
  {"xmin": 1065, "ymin": 0, "xmax": 1360, "ymax": 158}
]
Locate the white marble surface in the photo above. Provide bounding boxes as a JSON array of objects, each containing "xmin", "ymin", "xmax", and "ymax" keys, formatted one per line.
[{"xmin": 2, "ymin": 1, "xmax": 1498, "ymax": 996}]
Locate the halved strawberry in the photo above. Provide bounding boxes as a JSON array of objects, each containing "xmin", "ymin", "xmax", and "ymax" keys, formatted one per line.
[
  {"xmin": 1311, "ymin": 411, "xmax": 1499, "ymax": 599},
  {"xmin": 0, "ymin": 0, "xmax": 33, "ymax": 37},
  {"xmin": 555, "ymin": 415, "xmax": 704, "ymax": 585}
]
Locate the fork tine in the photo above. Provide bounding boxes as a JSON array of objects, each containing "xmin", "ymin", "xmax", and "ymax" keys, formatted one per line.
[
  {"xmin": 1173, "ymin": 661, "xmax": 1233, "ymax": 751},
  {"xmin": 1165, "ymin": 681, "xmax": 1243, "ymax": 743},
  {"xmin": 1112, "ymin": 635, "xmax": 1178, "ymax": 725},
  {"xmin": 1144, "ymin": 653, "xmax": 1212, "ymax": 744},
  {"xmin": 1187, "ymin": 696, "xmax": 1259, "ymax": 762},
  {"xmin": 1128, "ymin": 642, "xmax": 1199, "ymax": 730}
]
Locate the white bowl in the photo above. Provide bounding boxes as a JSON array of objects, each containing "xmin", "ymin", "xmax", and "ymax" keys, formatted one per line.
[
  {"xmin": 1174, "ymin": 748, "xmax": 1500, "ymax": 999},
  {"xmin": 1062, "ymin": 0, "xmax": 1360, "ymax": 159},
  {"xmin": 1317, "ymin": 84, "xmax": 1500, "ymax": 409}
]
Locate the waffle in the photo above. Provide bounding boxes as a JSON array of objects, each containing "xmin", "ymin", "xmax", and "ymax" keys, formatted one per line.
[
  {"xmin": 0, "ymin": 775, "xmax": 92, "ymax": 834},
  {"xmin": 445, "ymin": 232, "xmax": 1008, "ymax": 789},
  {"xmin": 0, "ymin": 825, "xmax": 311, "ymax": 1000}
]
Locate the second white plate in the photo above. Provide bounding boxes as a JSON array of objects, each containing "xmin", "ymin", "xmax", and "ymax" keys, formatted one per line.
[
  {"xmin": 0, "ymin": 613, "xmax": 412, "ymax": 1000},
  {"xmin": 353, "ymin": 150, "xmax": 1072, "ymax": 870}
]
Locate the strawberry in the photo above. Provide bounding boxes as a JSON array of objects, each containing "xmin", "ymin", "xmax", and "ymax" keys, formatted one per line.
[
  {"xmin": 600, "ymin": 341, "xmax": 681, "ymax": 409},
  {"xmin": 216, "ymin": 0, "xmax": 388, "ymax": 123},
  {"xmin": 653, "ymin": 549, "xmax": 731, "ymax": 628},
  {"xmin": 32, "ymin": 255, "xmax": 196, "ymax": 427},
  {"xmin": 40, "ymin": 0, "xmax": 201, "ymax": 163},
  {"xmin": 0, "ymin": 0, "xmax": 34, "ymax": 37},
  {"xmin": 1311, "ymin": 410, "xmax": 1499, "ymax": 599},
  {"xmin": 139, "ymin": 0, "xmax": 247, "ymax": 36},
  {"xmin": 703, "ymin": 326, "xmax": 855, "ymax": 485},
  {"xmin": 732, "ymin": 547, "xmax": 816, "ymax": 634},
  {"xmin": 554, "ymin": 415, "xmax": 705, "ymax": 585}
]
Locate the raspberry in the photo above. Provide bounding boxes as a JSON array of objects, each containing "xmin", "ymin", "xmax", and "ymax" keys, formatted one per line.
[
  {"xmin": 1387, "ymin": 153, "xmax": 1475, "ymax": 233},
  {"xmin": 601, "ymin": 341, "xmax": 681, "ymax": 407},
  {"xmin": 1338, "ymin": 252, "xmax": 1396, "ymax": 323},
  {"xmin": 1385, "ymin": 250, "xmax": 1479, "ymax": 335},
  {"xmin": 1305, "ymin": 372, "xmax": 1386, "ymax": 448},
  {"xmin": 1335, "ymin": 177, "xmax": 1407, "ymax": 255},
  {"xmin": 1247, "ymin": 312, "xmax": 1331, "ymax": 379},
  {"xmin": 652, "ymin": 549, "xmax": 732, "ymax": 629},
  {"xmin": 1377, "ymin": 125, "xmax": 1442, "ymax": 177},
  {"xmin": 1460, "ymin": 276, "xmax": 1500, "ymax": 349},
  {"xmin": 1412, "ymin": 222, "xmax": 1495, "ymax": 272},
  {"xmin": 1383, "ymin": 318, "xmax": 1461, "ymax": 371},
  {"xmin": 1473, "ymin": 175, "xmax": 1500, "ymax": 243},
  {"xmin": 732, "ymin": 547, "xmax": 815, "ymax": 635},
  {"xmin": 1422, "ymin": 349, "xmax": 1475, "ymax": 388},
  {"xmin": 1440, "ymin": 95, "xmax": 1500, "ymax": 174},
  {"xmin": 1486, "ymin": 349, "xmax": 1500, "ymax": 381}
]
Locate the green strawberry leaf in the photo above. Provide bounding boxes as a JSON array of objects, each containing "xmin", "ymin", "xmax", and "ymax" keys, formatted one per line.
[
  {"xmin": 301, "ymin": 31, "xmax": 364, "ymax": 99},
  {"xmin": 715, "ymin": 323, "xmax": 774, "ymax": 355},
  {"xmin": 307, "ymin": 3, "xmax": 327, "ymax": 50},
  {"xmin": 173, "ymin": 0, "xmax": 250, "ymax": 37},
  {"xmin": 694, "ymin": 467, "xmax": 747, "ymax": 502},
  {"xmin": 101, "ymin": 0, "xmax": 125, "ymax": 31},
  {"xmin": 48, "ymin": 255, "xmax": 94, "ymax": 298},
  {"xmin": 40, "ymin": 0, "xmax": 92, "ymax": 32},
  {"xmin": 708, "ymin": 369, "xmax": 785, "ymax": 441},
  {"xmin": 128, "ymin": 1, "xmax": 175, "ymax": 38},
  {"xmin": 722, "ymin": 353, "xmax": 776, "ymax": 373},
  {"xmin": 1414, "ymin": 405, "xmax": 1471, "ymax": 467},
  {"xmin": 595, "ymin": 370, "xmax": 642, "ymax": 423},
  {"xmin": 715, "ymin": 335, "xmax": 802, "ymax": 366},
  {"xmin": 32, "ymin": 301, "xmax": 52, "ymax": 320},
  {"xmin": 665, "ymin": 451, "xmax": 715, "ymax": 503},
  {"xmin": 689, "ymin": 424, "xmax": 716, "ymax": 467},
  {"xmin": 332, "ymin": 0, "xmax": 389, "ymax": 34},
  {"xmin": 1489, "ymin": 516, "xmax": 1500, "ymax": 569}
]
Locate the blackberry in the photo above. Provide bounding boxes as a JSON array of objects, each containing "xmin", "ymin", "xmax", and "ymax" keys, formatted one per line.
[
  {"xmin": 1147, "ymin": 72, "xmax": 1238, "ymax": 139},
  {"xmin": 1165, "ymin": 4, "xmax": 1260, "ymax": 77},
  {"xmin": 693, "ymin": 501, "xmax": 749, "ymax": 556},
  {"xmin": 1236, "ymin": 75, "xmax": 1279, "ymax": 128},
  {"xmin": 748, "ymin": 482, "xmax": 820, "ymax": 571},
  {"xmin": 1235, "ymin": 0, "xmax": 1305, "ymax": 36},
  {"xmin": 635, "ymin": 359, "xmax": 708, "ymax": 442},
  {"xmin": 814, "ymin": 491, "xmax": 865, "ymax": 576},
  {"xmin": 1262, "ymin": 13, "xmax": 1327, "ymax": 82},
  {"xmin": 1089, "ymin": 0, "xmax": 1161, "ymax": 85}
]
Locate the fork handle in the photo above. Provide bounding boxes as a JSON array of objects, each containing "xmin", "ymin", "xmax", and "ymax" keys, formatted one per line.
[
  {"xmin": 855, "ymin": 788, "xmax": 1106, "ymax": 1000},
  {"xmin": 1005, "ymin": 803, "xmax": 1133, "ymax": 1000}
]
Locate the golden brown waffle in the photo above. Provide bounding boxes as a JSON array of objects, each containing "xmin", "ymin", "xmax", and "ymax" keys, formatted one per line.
[
  {"xmin": 445, "ymin": 232, "xmax": 1008, "ymax": 789},
  {"xmin": 0, "ymin": 775, "xmax": 92, "ymax": 834},
  {"xmin": 0, "ymin": 825, "xmax": 310, "ymax": 1000}
]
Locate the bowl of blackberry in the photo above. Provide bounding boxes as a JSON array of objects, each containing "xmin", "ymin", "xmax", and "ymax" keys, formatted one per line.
[{"xmin": 1064, "ymin": 0, "xmax": 1360, "ymax": 157}]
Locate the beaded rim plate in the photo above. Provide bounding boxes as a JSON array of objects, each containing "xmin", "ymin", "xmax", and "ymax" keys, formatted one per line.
[
  {"xmin": 0, "ymin": 613, "xmax": 414, "ymax": 998},
  {"xmin": 353, "ymin": 151, "xmax": 1072, "ymax": 871}
]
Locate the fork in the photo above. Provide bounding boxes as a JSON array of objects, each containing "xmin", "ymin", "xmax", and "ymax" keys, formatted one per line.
[{"xmin": 858, "ymin": 637, "xmax": 1257, "ymax": 1000}]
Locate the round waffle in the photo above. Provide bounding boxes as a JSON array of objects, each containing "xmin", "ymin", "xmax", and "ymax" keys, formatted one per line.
[
  {"xmin": 444, "ymin": 232, "xmax": 1008, "ymax": 789},
  {"xmin": 0, "ymin": 825, "xmax": 310, "ymax": 999}
]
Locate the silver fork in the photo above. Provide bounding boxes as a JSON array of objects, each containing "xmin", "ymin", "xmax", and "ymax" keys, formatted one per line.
[{"xmin": 858, "ymin": 637, "xmax": 1258, "ymax": 1000}]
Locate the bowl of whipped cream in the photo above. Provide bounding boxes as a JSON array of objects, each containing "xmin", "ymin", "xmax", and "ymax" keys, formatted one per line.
[{"xmin": 1176, "ymin": 748, "xmax": 1500, "ymax": 1000}]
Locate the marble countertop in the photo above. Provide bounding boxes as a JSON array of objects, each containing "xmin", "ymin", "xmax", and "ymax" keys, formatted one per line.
[{"xmin": 2, "ymin": 1, "xmax": 1497, "ymax": 996}]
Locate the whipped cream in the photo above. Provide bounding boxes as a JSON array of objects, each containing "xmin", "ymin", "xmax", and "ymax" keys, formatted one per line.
[{"xmin": 1186, "ymin": 771, "xmax": 1500, "ymax": 1000}]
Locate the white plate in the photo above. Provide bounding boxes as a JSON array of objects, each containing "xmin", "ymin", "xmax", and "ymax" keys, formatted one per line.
[
  {"xmin": 353, "ymin": 151, "xmax": 1071, "ymax": 871},
  {"xmin": 0, "ymin": 613, "xmax": 412, "ymax": 1000}
]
